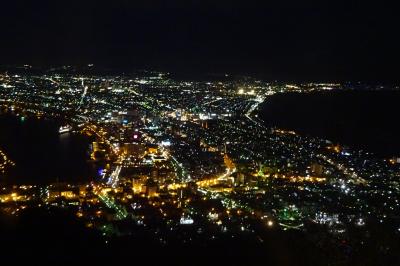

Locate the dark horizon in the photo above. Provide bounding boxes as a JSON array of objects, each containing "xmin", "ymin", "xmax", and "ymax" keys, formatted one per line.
[{"xmin": 1, "ymin": 1, "xmax": 399, "ymax": 82}]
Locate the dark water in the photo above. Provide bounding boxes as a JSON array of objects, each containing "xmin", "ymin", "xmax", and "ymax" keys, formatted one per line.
[
  {"xmin": 0, "ymin": 113, "xmax": 98, "ymax": 184},
  {"xmin": 259, "ymin": 90, "xmax": 400, "ymax": 157}
]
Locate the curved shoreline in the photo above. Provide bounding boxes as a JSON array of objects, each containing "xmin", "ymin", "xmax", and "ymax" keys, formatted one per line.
[
  {"xmin": 0, "ymin": 148, "xmax": 15, "ymax": 173},
  {"xmin": 257, "ymin": 90, "xmax": 400, "ymax": 157}
]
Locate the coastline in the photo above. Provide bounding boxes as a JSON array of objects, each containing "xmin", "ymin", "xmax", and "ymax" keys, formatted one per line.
[{"xmin": 257, "ymin": 90, "xmax": 400, "ymax": 158}]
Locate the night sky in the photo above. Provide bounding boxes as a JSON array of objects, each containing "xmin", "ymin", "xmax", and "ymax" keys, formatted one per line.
[{"xmin": 1, "ymin": 0, "xmax": 398, "ymax": 81}]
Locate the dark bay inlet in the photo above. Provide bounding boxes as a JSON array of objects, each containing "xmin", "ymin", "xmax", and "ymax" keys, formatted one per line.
[
  {"xmin": 259, "ymin": 90, "xmax": 400, "ymax": 157},
  {"xmin": 0, "ymin": 113, "xmax": 97, "ymax": 184}
]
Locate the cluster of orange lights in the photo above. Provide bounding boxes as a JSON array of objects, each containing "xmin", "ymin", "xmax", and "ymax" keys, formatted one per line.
[{"xmin": 196, "ymin": 178, "xmax": 220, "ymax": 187}]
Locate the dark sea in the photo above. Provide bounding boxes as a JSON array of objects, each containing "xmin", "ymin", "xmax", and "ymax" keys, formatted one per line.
[
  {"xmin": 259, "ymin": 90, "xmax": 400, "ymax": 157},
  {"xmin": 0, "ymin": 112, "xmax": 98, "ymax": 184}
]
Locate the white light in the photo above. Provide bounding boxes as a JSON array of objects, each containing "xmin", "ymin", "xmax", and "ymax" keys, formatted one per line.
[
  {"xmin": 180, "ymin": 217, "xmax": 194, "ymax": 225},
  {"xmin": 161, "ymin": 140, "xmax": 171, "ymax": 146}
]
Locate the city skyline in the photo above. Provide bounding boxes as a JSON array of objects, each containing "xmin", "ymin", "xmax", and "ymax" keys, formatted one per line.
[{"xmin": 1, "ymin": 69, "xmax": 399, "ymax": 264}]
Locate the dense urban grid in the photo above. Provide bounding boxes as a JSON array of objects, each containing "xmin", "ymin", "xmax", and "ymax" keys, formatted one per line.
[{"xmin": 0, "ymin": 66, "xmax": 399, "ymax": 262}]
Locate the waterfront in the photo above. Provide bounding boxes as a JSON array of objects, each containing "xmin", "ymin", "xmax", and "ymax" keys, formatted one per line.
[{"xmin": 0, "ymin": 113, "xmax": 96, "ymax": 184}]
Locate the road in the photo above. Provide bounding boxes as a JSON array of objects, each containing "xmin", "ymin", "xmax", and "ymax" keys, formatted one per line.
[
  {"xmin": 93, "ymin": 185, "xmax": 128, "ymax": 220},
  {"xmin": 107, "ymin": 165, "xmax": 122, "ymax": 188}
]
